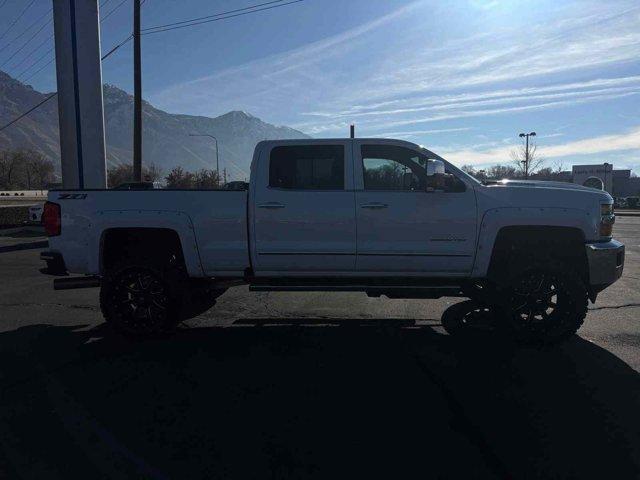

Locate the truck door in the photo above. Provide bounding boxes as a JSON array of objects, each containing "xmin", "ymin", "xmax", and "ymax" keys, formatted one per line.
[
  {"xmin": 251, "ymin": 141, "xmax": 356, "ymax": 273},
  {"xmin": 354, "ymin": 141, "xmax": 477, "ymax": 274}
]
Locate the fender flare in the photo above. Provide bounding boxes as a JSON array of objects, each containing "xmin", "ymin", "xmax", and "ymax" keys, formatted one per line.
[
  {"xmin": 89, "ymin": 209, "xmax": 205, "ymax": 277},
  {"xmin": 472, "ymin": 207, "xmax": 594, "ymax": 278}
]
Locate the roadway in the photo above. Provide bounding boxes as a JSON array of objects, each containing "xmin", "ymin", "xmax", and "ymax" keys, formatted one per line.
[{"xmin": 0, "ymin": 217, "xmax": 639, "ymax": 478}]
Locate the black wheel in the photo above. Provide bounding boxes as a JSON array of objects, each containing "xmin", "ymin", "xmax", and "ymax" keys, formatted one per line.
[
  {"xmin": 100, "ymin": 263, "xmax": 185, "ymax": 336},
  {"xmin": 503, "ymin": 267, "xmax": 587, "ymax": 344},
  {"xmin": 441, "ymin": 300, "xmax": 497, "ymax": 338}
]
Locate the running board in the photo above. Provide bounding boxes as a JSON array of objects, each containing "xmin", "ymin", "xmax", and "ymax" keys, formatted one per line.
[{"xmin": 249, "ymin": 284, "xmax": 464, "ymax": 298}]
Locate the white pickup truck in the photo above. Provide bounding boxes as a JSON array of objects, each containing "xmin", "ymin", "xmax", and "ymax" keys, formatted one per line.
[{"xmin": 40, "ymin": 138, "xmax": 624, "ymax": 343}]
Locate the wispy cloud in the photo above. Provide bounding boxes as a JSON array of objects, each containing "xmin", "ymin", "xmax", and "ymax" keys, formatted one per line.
[
  {"xmin": 148, "ymin": 0, "xmax": 640, "ymax": 172},
  {"xmin": 441, "ymin": 126, "xmax": 640, "ymax": 167}
]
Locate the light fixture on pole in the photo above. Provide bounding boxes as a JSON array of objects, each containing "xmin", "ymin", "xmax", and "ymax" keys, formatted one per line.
[{"xmin": 518, "ymin": 131, "xmax": 536, "ymax": 179}]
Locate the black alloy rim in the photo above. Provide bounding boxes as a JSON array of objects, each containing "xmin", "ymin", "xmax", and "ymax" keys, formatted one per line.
[{"xmin": 113, "ymin": 269, "xmax": 169, "ymax": 332}]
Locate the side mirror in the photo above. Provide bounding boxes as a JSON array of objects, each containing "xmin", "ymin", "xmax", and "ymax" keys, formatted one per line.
[
  {"xmin": 426, "ymin": 159, "xmax": 445, "ymax": 177},
  {"xmin": 425, "ymin": 159, "xmax": 446, "ymax": 191}
]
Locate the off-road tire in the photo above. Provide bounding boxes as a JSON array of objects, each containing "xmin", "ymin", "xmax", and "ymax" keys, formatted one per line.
[
  {"xmin": 501, "ymin": 265, "xmax": 588, "ymax": 345},
  {"xmin": 100, "ymin": 262, "xmax": 187, "ymax": 336}
]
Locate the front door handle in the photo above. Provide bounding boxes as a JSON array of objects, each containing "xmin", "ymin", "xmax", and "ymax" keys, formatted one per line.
[
  {"xmin": 258, "ymin": 202, "xmax": 286, "ymax": 209},
  {"xmin": 360, "ymin": 203, "xmax": 388, "ymax": 209}
]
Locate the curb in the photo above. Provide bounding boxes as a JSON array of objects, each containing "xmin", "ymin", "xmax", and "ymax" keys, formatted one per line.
[{"xmin": 0, "ymin": 225, "xmax": 45, "ymax": 236}]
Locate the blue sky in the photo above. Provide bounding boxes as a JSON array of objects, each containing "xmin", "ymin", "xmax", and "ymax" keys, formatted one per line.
[{"xmin": 1, "ymin": 0, "xmax": 640, "ymax": 172}]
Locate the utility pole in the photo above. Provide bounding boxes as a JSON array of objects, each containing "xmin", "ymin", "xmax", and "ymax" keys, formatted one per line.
[
  {"xmin": 518, "ymin": 131, "xmax": 536, "ymax": 179},
  {"xmin": 189, "ymin": 134, "xmax": 220, "ymax": 185},
  {"xmin": 133, "ymin": 0, "xmax": 142, "ymax": 181}
]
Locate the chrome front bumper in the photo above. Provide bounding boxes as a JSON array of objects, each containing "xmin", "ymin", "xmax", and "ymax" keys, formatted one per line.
[{"xmin": 586, "ymin": 239, "xmax": 624, "ymax": 289}]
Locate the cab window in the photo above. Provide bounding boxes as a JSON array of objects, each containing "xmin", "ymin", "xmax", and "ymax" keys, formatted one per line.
[
  {"xmin": 269, "ymin": 145, "xmax": 344, "ymax": 190},
  {"xmin": 361, "ymin": 144, "xmax": 466, "ymax": 193}
]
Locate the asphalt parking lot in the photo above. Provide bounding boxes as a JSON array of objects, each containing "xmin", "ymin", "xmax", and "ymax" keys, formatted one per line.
[{"xmin": 1, "ymin": 218, "xmax": 639, "ymax": 479}]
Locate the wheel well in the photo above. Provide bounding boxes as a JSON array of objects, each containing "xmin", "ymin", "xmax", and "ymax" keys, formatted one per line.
[
  {"xmin": 487, "ymin": 226, "xmax": 588, "ymax": 284},
  {"xmin": 101, "ymin": 228, "xmax": 185, "ymax": 274}
]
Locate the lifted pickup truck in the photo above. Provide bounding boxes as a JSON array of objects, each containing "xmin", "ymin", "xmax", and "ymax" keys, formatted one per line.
[{"xmin": 41, "ymin": 138, "xmax": 624, "ymax": 343}]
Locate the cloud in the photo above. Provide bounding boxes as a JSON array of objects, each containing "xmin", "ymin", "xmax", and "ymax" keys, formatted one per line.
[{"xmin": 441, "ymin": 126, "xmax": 640, "ymax": 167}]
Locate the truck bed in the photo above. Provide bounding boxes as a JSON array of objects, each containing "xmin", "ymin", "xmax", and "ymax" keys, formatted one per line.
[{"xmin": 47, "ymin": 189, "xmax": 249, "ymax": 277}]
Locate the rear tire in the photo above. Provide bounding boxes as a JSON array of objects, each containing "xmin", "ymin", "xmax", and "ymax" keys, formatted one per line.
[{"xmin": 100, "ymin": 263, "xmax": 186, "ymax": 336}]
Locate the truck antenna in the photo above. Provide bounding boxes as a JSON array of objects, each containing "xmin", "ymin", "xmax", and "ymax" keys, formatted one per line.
[{"xmin": 350, "ymin": 124, "xmax": 355, "ymax": 139}]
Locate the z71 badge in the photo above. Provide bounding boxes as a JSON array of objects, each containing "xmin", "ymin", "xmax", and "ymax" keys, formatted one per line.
[{"xmin": 58, "ymin": 193, "xmax": 87, "ymax": 200}]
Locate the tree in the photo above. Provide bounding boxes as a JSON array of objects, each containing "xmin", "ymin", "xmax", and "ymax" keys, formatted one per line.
[
  {"xmin": 24, "ymin": 151, "xmax": 55, "ymax": 189},
  {"xmin": 461, "ymin": 164, "xmax": 487, "ymax": 181},
  {"xmin": 0, "ymin": 150, "xmax": 20, "ymax": 189},
  {"xmin": 193, "ymin": 169, "xmax": 221, "ymax": 188},
  {"xmin": 165, "ymin": 166, "xmax": 195, "ymax": 188},
  {"xmin": 107, "ymin": 162, "xmax": 163, "ymax": 188},
  {"xmin": 0, "ymin": 149, "xmax": 54, "ymax": 189},
  {"xmin": 511, "ymin": 142, "xmax": 544, "ymax": 178},
  {"xmin": 487, "ymin": 164, "xmax": 518, "ymax": 180}
]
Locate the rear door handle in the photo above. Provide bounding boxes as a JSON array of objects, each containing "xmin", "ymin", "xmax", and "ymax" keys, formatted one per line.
[
  {"xmin": 360, "ymin": 203, "xmax": 388, "ymax": 209},
  {"xmin": 257, "ymin": 202, "xmax": 286, "ymax": 209}
]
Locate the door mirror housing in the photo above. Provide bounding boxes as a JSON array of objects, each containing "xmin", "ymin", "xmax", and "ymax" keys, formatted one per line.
[
  {"xmin": 426, "ymin": 159, "xmax": 445, "ymax": 177},
  {"xmin": 425, "ymin": 159, "xmax": 445, "ymax": 191}
]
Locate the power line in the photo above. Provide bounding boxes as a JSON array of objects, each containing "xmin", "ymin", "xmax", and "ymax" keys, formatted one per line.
[
  {"xmin": 20, "ymin": 55, "xmax": 53, "ymax": 83},
  {"xmin": 0, "ymin": 0, "xmax": 301, "ymax": 131},
  {"xmin": 0, "ymin": 7, "xmax": 52, "ymax": 55},
  {"xmin": 0, "ymin": 18, "xmax": 51, "ymax": 69},
  {"xmin": 0, "ymin": 33, "xmax": 133, "ymax": 133},
  {"xmin": 7, "ymin": 0, "xmax": 127, "ymax": 83},
  {"xmin": 0, "ymin": 93, "xmax": 56, "ymax": 132},
  {"xmin": 101, "ymin": 0, "xmax": 129, "ymax": 23},
  {"xmin": 0, "ymin": 0, "xmax": 37, "ymax": 43},
  {"xmin": 142, "ymin": 0, "xmax": 305, "ymax": 35},
  {"xmin": 142, "ymin": 0, "xmax": 289, "ymax": 32},
  {"xmin": 11, "ymin": 34, "xmax": 51, "ymax": 71}
]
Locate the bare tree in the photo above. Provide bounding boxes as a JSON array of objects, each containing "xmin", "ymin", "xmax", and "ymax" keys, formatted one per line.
[
  {"xmin": 487, "ymin": 164, "xmax": 518, "ymax": 180},
  {"xmin": 24, "ymin": 151, "xmax": 55, "ymax": 189},
  {"xmin": 165, "ymin": 167, "xmax": 195, "ymax": 189},
  {"xmin": 108, "ymin": 162, "xmax": 163, "ymax": 188},
  {"xmin": 511, "ymin": 142, "xmax": 544, "ymax": 178},
  {"xmin": 0, "ymin": 151, "xmax": 20, "ymax": 189}
]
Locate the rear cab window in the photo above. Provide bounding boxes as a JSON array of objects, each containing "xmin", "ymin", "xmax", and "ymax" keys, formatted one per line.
[{"xmin": 269, "ymin": 145, "xmax": 345, "ymax": 190}]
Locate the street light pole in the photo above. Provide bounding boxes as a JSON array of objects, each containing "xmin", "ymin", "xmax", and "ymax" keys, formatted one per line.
[
  {"xmin": 189, "ymin": 134, "xmax": 220, "ymax": 185},
  {"xmin": 518, "ymin": 131, "xmax": 536, "ymax": 179}
]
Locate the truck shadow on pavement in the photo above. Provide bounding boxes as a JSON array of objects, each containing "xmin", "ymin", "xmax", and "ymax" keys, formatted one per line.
[{"xmin": 1, "ymin": 315, "xmax": 640, "ymax": 479}]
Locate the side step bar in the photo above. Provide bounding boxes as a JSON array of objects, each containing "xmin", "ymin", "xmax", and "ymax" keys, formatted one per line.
[
  {"xmin": 249, "ymin": 284, "xmax": 464, "ymax": 298},
  {"xmin": 53, "ymin": 276, "xmax": 101, "ymax": 290}
]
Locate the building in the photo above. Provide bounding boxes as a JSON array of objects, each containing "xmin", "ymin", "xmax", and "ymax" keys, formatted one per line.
[{"xmin": 568, "ymin": 164, "xmax": 639, "ymax": 197}]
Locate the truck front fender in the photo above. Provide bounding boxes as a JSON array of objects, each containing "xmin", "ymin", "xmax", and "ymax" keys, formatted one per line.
[{"xmin": 472, "ymin": 207, "xmax": 594, "ymax": 278}]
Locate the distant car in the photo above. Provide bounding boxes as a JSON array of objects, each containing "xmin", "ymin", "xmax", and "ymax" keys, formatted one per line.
[
  {"xmin": 29, "ymin": 204, "xmax": 44, "ymax": 223},
  {"xmin": 614, "ymin": 197, "xmax": 627, "ymax": 208}
]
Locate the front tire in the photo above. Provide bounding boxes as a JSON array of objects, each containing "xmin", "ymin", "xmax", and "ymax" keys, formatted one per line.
[{"xmin": 502, "ymin": 266, "xmax": 588, "ymax": 345}]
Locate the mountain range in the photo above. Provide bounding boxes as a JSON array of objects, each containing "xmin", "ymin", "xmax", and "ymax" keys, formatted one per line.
[{"xmin": 0, "ymin": 70, "xmax": 310, "ymax": 180}]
